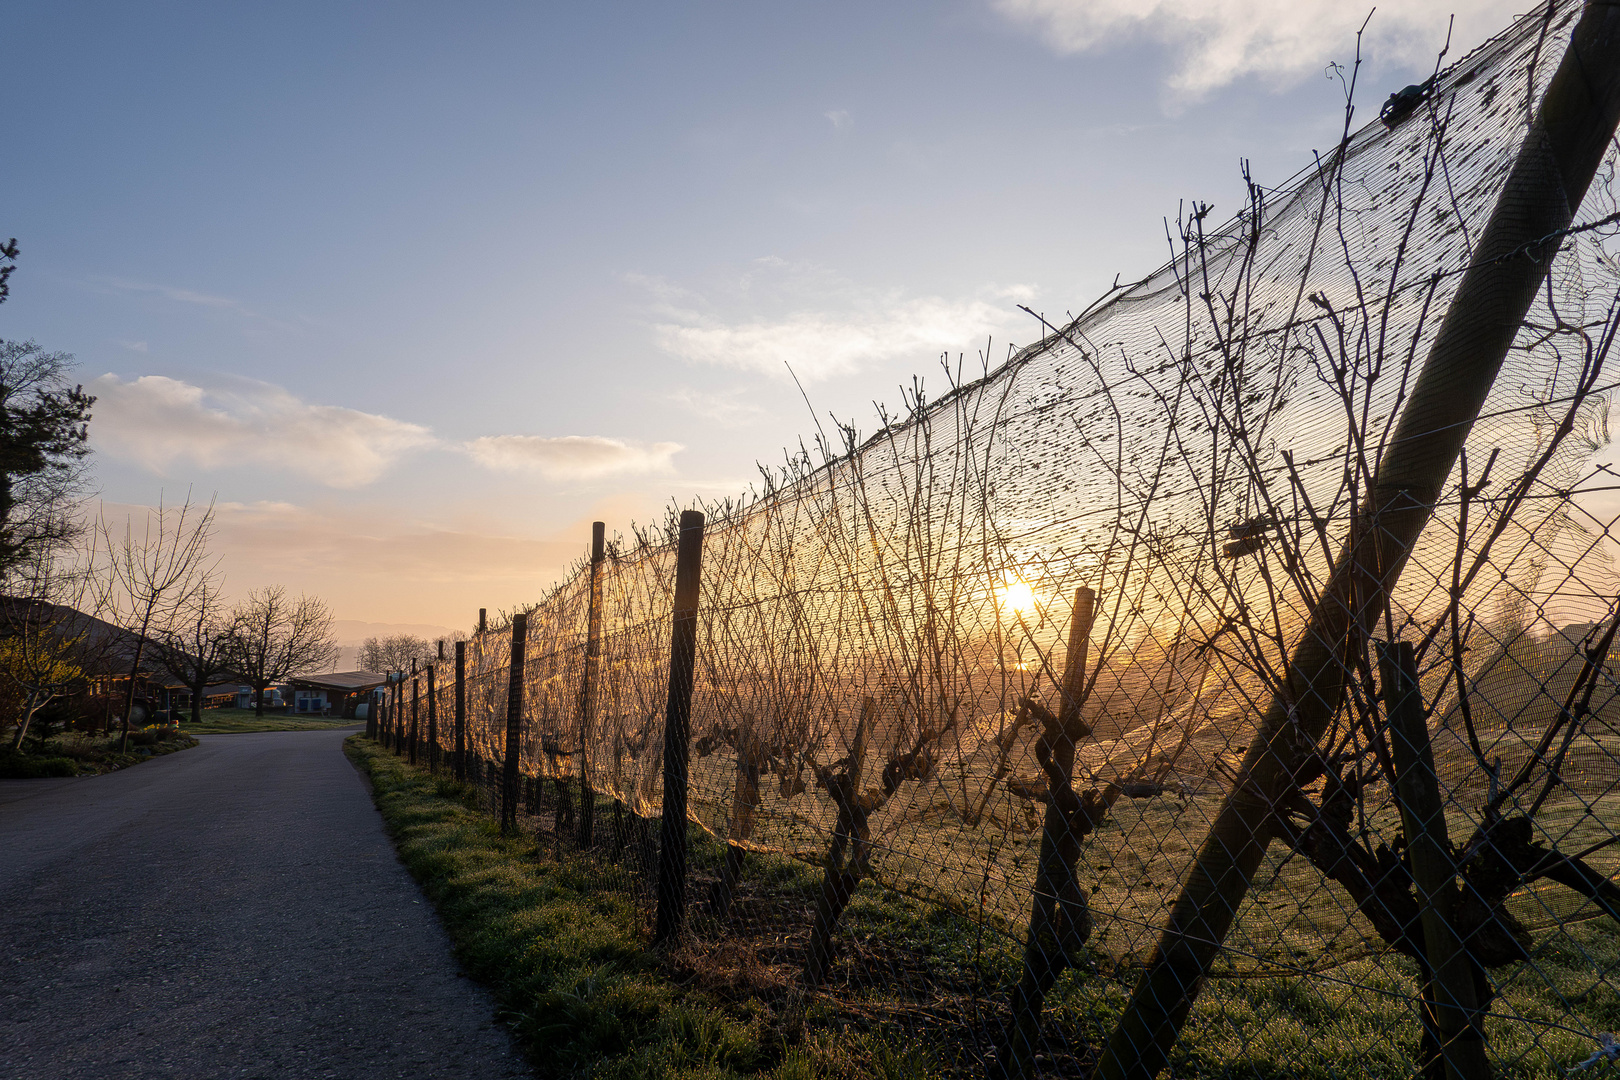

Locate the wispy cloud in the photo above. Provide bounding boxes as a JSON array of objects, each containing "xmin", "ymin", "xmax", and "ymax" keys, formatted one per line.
[
  {"xmin": 645, "ymin": 258, "xmax": 1032, "ymax": 382},
  {"xmin": 99, "ymin": 277, "xmax": 260, "ymax": 314},
  {"xmin": 991, "ymin": 0, "xmax": 1522, "ymax": 97},
  {"xmin": 463, "ymin": 435, "xmax": 683, "ymax": 480},
  {"xmin": 92, "ymin": 276, "xmax": 308, "ymax": 331},
  {"xmin": 216, "ymin": 499, "xmax": 302, "ymax": 517},
  {"xmin": 824, "ymin": 109, "xmax": 851, "ymax": 130},
  {"xmin": 669, "ymin": 386, "xmax": 770, "ymax": 426},
  {"xmin": 118, "ymin": 340, "xmax": 149, "ymax": 353},
  {"xmin": 88, "ymin": 374, "xmax": 437, "ymax": 488}
]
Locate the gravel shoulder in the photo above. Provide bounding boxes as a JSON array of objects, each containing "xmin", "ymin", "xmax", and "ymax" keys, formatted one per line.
[{"xmin": 0, "ymin": 729, "xmax": 532, "ymax": 1080}]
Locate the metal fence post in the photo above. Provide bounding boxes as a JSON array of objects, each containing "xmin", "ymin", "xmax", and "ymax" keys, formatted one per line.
[
  {"xmin": 455, "ymin": 640, "xmax": 467, "ymax": 782},
  {"xmin": 578, "ymin": 521, "xmax": 606, "ymax": 848},
  {"xmin": 502, "ymin": 613, "xmax": 528, "ymax": 835},
  {"xmin": 654, "ymin": 510, "xmax": 705, "ymax": 946}
]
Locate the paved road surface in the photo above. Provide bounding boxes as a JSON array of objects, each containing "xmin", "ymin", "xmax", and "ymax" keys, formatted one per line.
[{"xmin": 0, "ymin": 730, "xmax": 532, "ymax": 1079}]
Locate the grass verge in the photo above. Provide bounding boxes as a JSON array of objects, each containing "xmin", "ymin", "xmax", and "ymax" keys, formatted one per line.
[
  {"xmin": 345, "ymin": 735, "xmax": 958, "ymax": 1080},
  {"xmin": 348, "ymin": 737, "xmax": 1620, "ymax": 1079}
]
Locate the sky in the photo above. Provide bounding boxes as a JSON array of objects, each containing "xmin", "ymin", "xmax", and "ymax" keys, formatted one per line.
[{"xmin": 0, "ymin": 0, "xmax": 1528, "ymax": 640}]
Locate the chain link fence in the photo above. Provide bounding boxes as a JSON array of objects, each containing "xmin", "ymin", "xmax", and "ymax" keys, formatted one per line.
[{"xmin": 369, "ymin": 2, "xmax": 1620, "ymax": 1075}]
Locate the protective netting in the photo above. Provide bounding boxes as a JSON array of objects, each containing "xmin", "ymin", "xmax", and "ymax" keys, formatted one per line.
[{"xmin": 373, "ymin": 2, "xmax": 1620, "ymax": 1074}]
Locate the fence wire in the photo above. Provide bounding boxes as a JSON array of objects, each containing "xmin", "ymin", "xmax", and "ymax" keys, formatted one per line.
[{"xmin": 374, "ymin": 2, "xmax": 1620, "ymax": 1075}]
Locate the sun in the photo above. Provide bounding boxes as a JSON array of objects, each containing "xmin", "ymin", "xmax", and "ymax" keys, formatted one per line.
[{"xmin": 999, "ymin": 579, "xmax": 1037, "ymax": 616}]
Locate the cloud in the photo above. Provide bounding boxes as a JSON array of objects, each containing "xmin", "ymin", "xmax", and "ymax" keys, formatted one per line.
[
  {"xmin": 647, "ymin": 260, "xmax": 1033, "ymax": 382},
  {"xmin": 824, "ymin": 109, "xmax": 851, "ymax": 130},
  {"xmin": 216, "ymin": 499, "xmax": 302, "ymax": 517},
  {"xmin": 100, "ymin": 277, "xmax": 259, "ymax": 315},
  {"xmin": 991, "ymin": 0, "xmax": 1523, "ymax": 97},
  {"xmin": 88, "ymin": 373, "xmax": 436, "ymax": 487},
  {"xmin": 93, "ymin": 277, "xmax": 306, "ymax": 331},
  {"xmin": 669, "ymin": 386, "xmax": 770, "ymax": 426},
  {"xmin": 119, "ymin": 340, "xmax": 149, "ymax": 353},
  {"xmin": 463, "ymin": 435, "xmax": 682, "ymax": 479}
]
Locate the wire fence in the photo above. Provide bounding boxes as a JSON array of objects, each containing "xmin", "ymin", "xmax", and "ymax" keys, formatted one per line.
[{"xmin": 368, "ymin": 2, "xmax": 1620, "ymax": 1076}]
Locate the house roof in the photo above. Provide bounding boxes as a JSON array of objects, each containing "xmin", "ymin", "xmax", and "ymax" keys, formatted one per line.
[{"xmin": 287, "ymin": 670, "xmax": 389, "ymax": 693}]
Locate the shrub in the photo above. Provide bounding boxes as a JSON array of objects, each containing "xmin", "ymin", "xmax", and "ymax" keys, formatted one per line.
[
  {"xmin": 130, "ymin": 725, "xmax": 179, "ymax": 746},
  {"xmin": 0, "ymin": 751, "xmax": 77, "ymax": 778}
]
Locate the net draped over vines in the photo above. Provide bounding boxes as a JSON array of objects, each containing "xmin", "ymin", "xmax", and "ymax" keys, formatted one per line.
[{"xmin": 391, "ymin": 2, "xmax": 1620, "ymax": 1074}]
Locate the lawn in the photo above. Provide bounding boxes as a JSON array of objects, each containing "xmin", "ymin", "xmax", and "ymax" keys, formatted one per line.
[{"xmin": 183, "ymin": 708, "xmax": 359, "ymax": 734}]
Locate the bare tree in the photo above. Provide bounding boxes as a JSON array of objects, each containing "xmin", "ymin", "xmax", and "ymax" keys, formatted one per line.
[
  {"xmin": 157, "ymin": 582, "xmax": 235, "ymax": 727},
  {"xmin": 356, "ymin": 633, "xmax": 434, "ymax": 674},
  {"xmin": 100, "ymin": 494, "xmax": 217, "ymax": 752},
  {"xmin": 228, "ymin": 587, "xmax": 338, "ymax": 716}
]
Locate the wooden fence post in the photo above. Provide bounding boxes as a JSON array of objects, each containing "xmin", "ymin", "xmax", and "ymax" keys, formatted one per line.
[
  {"xmin": 1381, "ymin": 641, "xmax": 1491, "ymax": 1080},
  {"xmin": 578, "ymin": 521, "xmax": 607, "ymax": 848},
  {"xmin": 426, "ymin": 664, "xmax": 438, "ymax": 773},
  {"xmin": 393, "ymin": 673, "xmax": 404, "ymax": 755},
  {"xmin": 408, "ymin": 661, "xmax": 419, "ymax": 766},
  {"xmin": 502, "ymin": 613, "xmax": 528, "ymax": 835},
  {"xmin": 454, "ymin": 640, "xmax": 467, "ymax": 782},
  {"xmin": 653, "ymin": 510, "xmax": 705, "ymax": 945},
  {"xmin": 1006, "ymin": 586, "xmax": 1096, "ymax": 1077},
  {"xmin": 432, "ymin": 636, "xmax": 445, "ymax": 770}
]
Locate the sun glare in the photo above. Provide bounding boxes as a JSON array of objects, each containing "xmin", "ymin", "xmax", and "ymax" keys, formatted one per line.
[{"xmin": 999, "ymin": 579, "xmax": 1037, "ymax": 616}]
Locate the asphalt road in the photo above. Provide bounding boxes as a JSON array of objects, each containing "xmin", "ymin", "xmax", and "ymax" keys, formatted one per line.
[{"xmin": 0, "ymin": 729, "xmax": 532, "ymax": 1080}]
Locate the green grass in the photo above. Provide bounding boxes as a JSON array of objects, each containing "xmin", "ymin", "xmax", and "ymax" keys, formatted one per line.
[
  {"xmin": 350, "ymin": 736, "xmax": 1620, "ymax": 1079},
  {"xmin": 347, "ymin": 735, "xmax": 955, "ymax": 1080},
  {"xmin": 184, "ymin": 709, "xmax": 357, "ymax": 734}
]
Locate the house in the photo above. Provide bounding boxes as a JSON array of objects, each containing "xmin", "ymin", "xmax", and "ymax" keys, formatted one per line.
[
  {"xmin": 0, "ymin": 595, "xmax": 182, "ymax": 728},
  {"xmin": 234, "ymin": 686, "xmax": 286, "ymax": 710},
  {"xmin": 285, "ymin": 671, "xmax": 389, "ymax": 718},
  {"xmin": 169, "ymin": 681, "xmax": 239, "ymax": 713}
]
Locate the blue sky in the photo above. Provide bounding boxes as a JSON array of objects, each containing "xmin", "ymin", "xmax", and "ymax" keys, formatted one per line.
[{"xmin": 0, "ymin": 0, "xmax": 1521, "ymax": 635}]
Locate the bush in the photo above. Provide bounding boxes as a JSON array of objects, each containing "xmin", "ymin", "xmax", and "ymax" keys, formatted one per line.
[
  {"xmin": 0, "ymin": 751, "xmax": 77, "ymax": 778},
  {"xmin": 129, "ymin": 725, "xmax": 179, "ymax": 747},
  {"xmin": 50, "ymin": 733, "xmax": 112, "ymax": 762}
]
